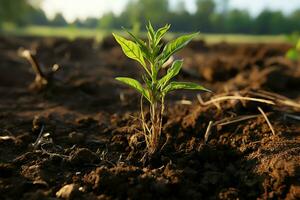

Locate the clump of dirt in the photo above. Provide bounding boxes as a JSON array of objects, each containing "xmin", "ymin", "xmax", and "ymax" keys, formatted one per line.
[{"xmin": 0, "ymin": 36, "xmax": 299, "ymax": 199}]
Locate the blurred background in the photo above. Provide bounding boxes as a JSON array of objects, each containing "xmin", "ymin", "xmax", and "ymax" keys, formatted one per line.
[{"xmin": 1, "ymin": 0, "xmax": 300, "ymax": 42}]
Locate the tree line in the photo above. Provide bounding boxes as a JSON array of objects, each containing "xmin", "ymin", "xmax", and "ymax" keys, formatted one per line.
[{"xmin": 1, "ymin": 0, "xmax": 300, "ymax": 35}]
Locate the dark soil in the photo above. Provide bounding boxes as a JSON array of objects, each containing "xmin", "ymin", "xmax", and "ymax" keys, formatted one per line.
[{"xmin": 0, "ymin": 36, "xmax": 300, "ymax": 200}]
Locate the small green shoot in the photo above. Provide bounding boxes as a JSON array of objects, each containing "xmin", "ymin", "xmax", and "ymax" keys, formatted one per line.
[
  {"xmin": 285, "ymin": 32, "xmax": 300, "ymax": 61},
  {"xmin": 113, "ymin": 22, "xmax": 210, "ymax": 156}
]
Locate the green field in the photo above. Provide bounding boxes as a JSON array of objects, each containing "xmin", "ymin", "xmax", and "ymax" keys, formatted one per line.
[
  {"xmin": 1, "ymin": 25, "xmax": 107, "ymax": 41},
  {"xmin": 1, "ymin": 25, "xmax": 287, "ymax": 44},
  {"xmin": 200, "ymin": 34, "xmax": 286, "ymax": 44}
]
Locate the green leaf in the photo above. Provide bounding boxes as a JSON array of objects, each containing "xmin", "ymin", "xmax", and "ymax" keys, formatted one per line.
[
  {"xmin": 122, "ymin": 27, "xmax": 151, "ymax": 60},
  {"xmin": 146, "ymin": 21, "xmax": 155, "ymax": 43},
  {"xmin": 161, "ymin": 32, "xmax": 198, "ymax": 63},
  {"xmin": 122, "ymin": 27, "xmax": 145, "ymax": 47},
  {"xmin": 158, "ymin": 60, "xmax": 183, "ymax": 90},
  {"xmin": 286, "ymin": 49, "xmax": 299, "ymax": 61},
  {"xmin": 116, "ymin": 77, "xmax": 151, "ymax": 102},
  {"xmin": 112, "ymin": 33, "xmax": 146, "ymax": 68},
  {"xmin": 155, "ymin": 24, "xmax": 171, "ymax": 46},
  {"xmin": 163, "ymin": 81, "xmax": 211, "ymax": 95},
  {"xmin": 296, "ymin": 39, "xmax": 300, "ymax": 51}
]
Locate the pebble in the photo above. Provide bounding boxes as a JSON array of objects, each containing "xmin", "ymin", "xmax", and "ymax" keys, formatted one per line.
[{"xmin": 56, "ymin": 183, "xmax": 80, "ymax": 199}]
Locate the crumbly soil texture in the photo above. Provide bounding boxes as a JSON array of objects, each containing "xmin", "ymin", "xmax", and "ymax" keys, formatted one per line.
[{"xmin": 0, "ymin": 36, "xmax": 300, "ymax": 200}]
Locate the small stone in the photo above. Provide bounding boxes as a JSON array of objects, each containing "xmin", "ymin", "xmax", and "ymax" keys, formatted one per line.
[{"xmin": 56, "ymin": 183, "xmax": 80, "ymax": 199}]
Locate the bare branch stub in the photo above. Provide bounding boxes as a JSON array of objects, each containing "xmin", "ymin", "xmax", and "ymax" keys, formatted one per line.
[{"xmin": 19, "ymin": 48, "xmax": 58, "ymax": 92}]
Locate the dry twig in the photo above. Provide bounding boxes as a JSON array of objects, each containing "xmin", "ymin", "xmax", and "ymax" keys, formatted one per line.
[
  {"xmin": 284, "ymin": 114, "xmax": 300, "ymax": 121},
  {"xmin": 248, "ymin": 90, "xmax": 300, "ymax": 111},
  {"xmin": 18, "ymin": 48, "xmax": 60, "ymax": 91},
  {"xmin": 19, "ymin": 49, "xmax": 48, "ymax": 88},
  {"xmin": 257, "ymin": 106, "xmax": 276, "ymax": 135},
  {"xmin": 214, "ymin": 114, "xmax": 260, "ymax": 127},
  {"xmin": 197, "ymin": 94, "xmax": 275, "ymax": 107},
  {"xmin": 204, "ymin": 121, "xmax": 213, "ymax": 143}
]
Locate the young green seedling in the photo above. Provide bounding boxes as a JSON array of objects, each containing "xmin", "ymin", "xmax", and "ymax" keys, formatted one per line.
[
  {"xmin": 113, "ymin": 22, "xmax": 210, "ymax": 156},
  {"xmin": 285, "ymin": 32, "xmax": 300, "ymax": 61}
]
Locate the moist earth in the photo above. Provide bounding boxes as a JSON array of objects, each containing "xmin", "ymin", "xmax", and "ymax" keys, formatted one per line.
[{"xmin": 0, "ymin": 36, "xmax": 300, "ymax": 199}]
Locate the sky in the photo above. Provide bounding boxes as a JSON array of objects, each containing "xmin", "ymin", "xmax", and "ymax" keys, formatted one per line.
[{"xmin": 41, "ymin": 0, "xmax": 300, "ymax": 22}]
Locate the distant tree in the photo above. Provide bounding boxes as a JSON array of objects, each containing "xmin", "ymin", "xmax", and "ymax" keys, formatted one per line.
[
  {"xmin": 24, "ymin": 7, "xmax": 49, "ymax": 26},
  {"xmin": 173, "ymin": 0, "xmax": 187, "ymax": 14},
  {"xmin": 169, "ymin": 12, "xmax": 194, "ymax": 32},
  {"xmin": 254, "ymin": 10, "xmax": 291, "ymax": 34},
  {"xmin": 51, "ymin": 13, "xmax": 67, "ymax": 27},
  {"xmin": 127, "ymin": 0, "xmax": 140, "ymax": 26},
  {"xmin": 83, "ymin": 17, "xmax": 98, "ymax": 28},
  {"xmin": 195, "ymin": 0, "xmax": 216, "ymax": 32},
  {"xmin": 269, "ymin": 11, "xmax": 289, "ymax": 34},
  {"xmin": 111, "ymin": 0, "xmax": 169, "ymax": 30},
  {"xmin": 220, "ymin": 0, "xmax": 230, "ymax": 16},
  {"xmin": 225, "ymin": 9, "xmax": 252, "ymax": 33},
  {"xmin": 213, "ymin": 0, "xmax": 230, "ymax": 32},
  {"xmin": 0, "ymin": 0, "xmax": 31, "ymax": 26},
  {"xmin": 136, "ymin": 0, "xmax": 169, "ymax": 27},
  {"xmin": 89, "ymin": 0, "xmax": 300, "ymax": 35},
  {"xmin": 254, "ymin": 10, "xmax": 274, "ymax": 34},
  {"xmin": 117, "ymin": 0, "xmax": 141, "ymax": 32},
  {"xmin": 210, "ymin": 13, "xmax": 224, "ymax": 32},
  {"xmin": 287, "ymin": 9, "xmax": 300, "ymax": 33},
  {"xmin": 99, "ymin": 12, "xmax": 116, "ymax": 30},
  {"xmin": 72, "ymin": 19, "xmax": 85, "ymax": 28},
  {"xmin": 169, "ymin": 0, "xmax": 193, "ymax": 32}
]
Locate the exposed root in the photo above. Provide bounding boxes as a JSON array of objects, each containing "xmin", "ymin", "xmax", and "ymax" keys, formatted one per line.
[{"xmin": 139, "ymin": 96, "xmax": 164, "ymax": 159}]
